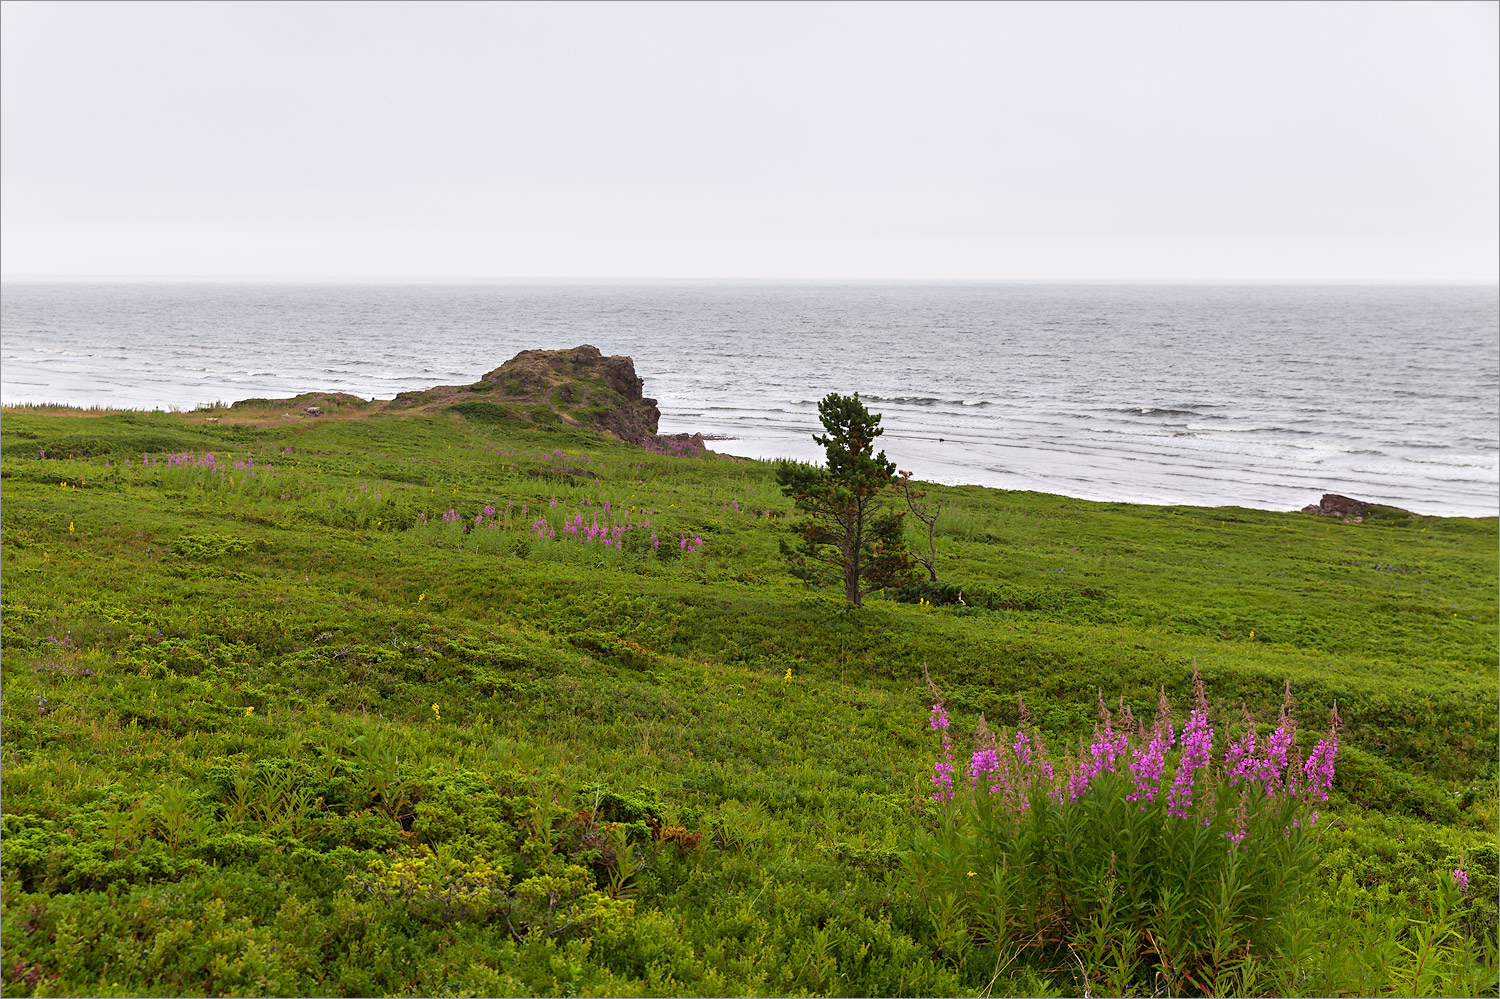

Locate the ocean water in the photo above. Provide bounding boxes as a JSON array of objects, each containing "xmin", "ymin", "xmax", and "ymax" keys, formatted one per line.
[{"xmin": 2, "ymin": 282, "xmax": 1496, "ymax": 517}]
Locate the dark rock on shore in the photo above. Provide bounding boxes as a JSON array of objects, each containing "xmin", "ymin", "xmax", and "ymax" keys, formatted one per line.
[
  {"xmin": 1300, "ymin": 493, "xmax": 1416, "ymax": 525},
  {"xmin": 646, "ymin": 432, "xmax": 711, "ymax": 457}
]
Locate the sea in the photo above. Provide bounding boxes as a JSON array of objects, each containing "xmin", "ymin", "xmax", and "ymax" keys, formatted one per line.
[{"xmin": 2, "ymin": 282, "xmax": 1496, "ymax": 518}]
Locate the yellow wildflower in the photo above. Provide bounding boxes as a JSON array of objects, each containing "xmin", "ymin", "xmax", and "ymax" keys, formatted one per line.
[{"xmin": 244, "ymin": 706, "xmax": 254, "ymax": 717}]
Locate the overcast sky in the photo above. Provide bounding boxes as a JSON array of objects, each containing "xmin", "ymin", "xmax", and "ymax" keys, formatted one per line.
[{"xmin": 2, "ymin": 1, "xmax": 1496, "ymax": 282}]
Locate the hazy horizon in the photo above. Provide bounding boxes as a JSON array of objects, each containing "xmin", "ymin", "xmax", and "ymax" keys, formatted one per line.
[
  {"xmin": 4, "ymin": 276, "xmax": 1498, "ymax": 288},
  {"xmin": 3, "ymin": 1, "xmax": 1496, "ymax": 284}
]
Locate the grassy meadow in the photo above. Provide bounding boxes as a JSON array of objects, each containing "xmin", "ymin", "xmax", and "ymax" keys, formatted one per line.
[{"xmin": 0, "ymin": 402, "xmax": 1495, "ymax": 996}]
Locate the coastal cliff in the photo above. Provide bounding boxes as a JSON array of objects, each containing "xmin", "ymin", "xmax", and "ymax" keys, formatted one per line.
[
  {"xmin": 456, "ymin": 344, "xmax": 661, "ymax": 442},
  {"xmin": 231, "ymin": 344, "xmax": 672, "ymax": 444}
]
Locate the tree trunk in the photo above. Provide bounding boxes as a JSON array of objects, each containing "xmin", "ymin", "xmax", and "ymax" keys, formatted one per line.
[{"xmin": 927, "ymin": 519, "xmax": 939, "ymax": 582}]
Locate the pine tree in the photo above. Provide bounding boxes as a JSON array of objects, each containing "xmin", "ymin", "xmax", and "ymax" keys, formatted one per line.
[{"xmin": 775, "ymin": 393, "xmax": 914, "ymax": 606}]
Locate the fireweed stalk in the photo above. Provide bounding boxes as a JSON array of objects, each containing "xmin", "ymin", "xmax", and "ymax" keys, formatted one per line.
[
  {"xmin": 927, "ymin": 672, "xmax": 1340, "ymax": 831},
  {"xmin": 926, "ymin": 671, "xmax": 955, "ymax": 802},
  {"xmin": 914, "ymin": 672, "xmax": 1343, "ymax": 992}
]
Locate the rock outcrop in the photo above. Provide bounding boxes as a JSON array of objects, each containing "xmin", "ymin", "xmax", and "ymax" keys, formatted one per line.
[
  {"xmin": 473, "ymin": 345, "xmax": 660, "ymax": 441},
  {"xmin": 378, "ymin": 345, "xmax": 660, "ymax": 441},
  {"xmin": 1301, "ymin": 493, "xmax": 1367, "ymax": 521},
  {"xmin": 225, "ymin": 346, "xmax": 671, "ymax": 444},
  {"xmin": 1300, "ymin": 493, "xmax": 1415, "ymax": 524},
  {"xmin": 475, "ymin": 345, "xmax": 660, "ymax": 441}
]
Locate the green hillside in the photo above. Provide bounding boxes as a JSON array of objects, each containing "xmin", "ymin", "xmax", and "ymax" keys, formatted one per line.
[{"xmin": 1, "ymin": 404, "xmax": 1494, "ymax": 997}]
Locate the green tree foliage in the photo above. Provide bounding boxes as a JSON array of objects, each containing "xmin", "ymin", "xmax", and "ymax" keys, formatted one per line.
[{"xmin": 775, "ymin": 393, "xmax": 914, "ymax": 606}]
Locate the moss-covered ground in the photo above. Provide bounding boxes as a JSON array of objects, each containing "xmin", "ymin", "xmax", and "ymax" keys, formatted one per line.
[{"xmin": 1, "ymin": 405, "xmax": 1495, "ymax": 996}]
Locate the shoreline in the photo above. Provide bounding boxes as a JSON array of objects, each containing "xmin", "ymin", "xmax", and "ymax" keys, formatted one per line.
[
  {"xmin": 659, "ymin": 414, "xmax": 1500, "ymax": 521},
  {"xmin": 5, "ymin": 398, "xmax": 1496, "ymax": 522},
  {"xmin": 5, "ymin": 283, "xmax": 1495, "ymax": 519}
]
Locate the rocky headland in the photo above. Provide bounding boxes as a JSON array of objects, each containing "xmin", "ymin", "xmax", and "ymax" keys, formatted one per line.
[{"xmin": 229, "ymin": 344, "xmax": 707, "ymax": 451}]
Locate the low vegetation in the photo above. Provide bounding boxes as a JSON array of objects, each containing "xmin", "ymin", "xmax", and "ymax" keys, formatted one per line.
[{"xmin": 1, "ymin": 401, "xmax": 1495, "ymax": 996}]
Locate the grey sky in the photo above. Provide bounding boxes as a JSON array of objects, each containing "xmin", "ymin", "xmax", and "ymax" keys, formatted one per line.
[{"xmin": 2, "ymin": 1, "xmax": 1496, "ymax": 282}]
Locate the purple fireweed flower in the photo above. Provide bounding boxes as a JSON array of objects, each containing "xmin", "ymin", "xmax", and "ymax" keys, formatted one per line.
[
  {"xmin": 1167, "ymin": 710, "xmax": 1213, "ymax": 818},
  {"xmin": 1260, "ymin": 722, "xmax": 1294, "ymax": 794},
  {"xmin": 925, "ymin": 671, "xmax": 955, "ymax": 802},
  {"xmin": 1128, "ymin": 690, "xmax": 1176, "ymax": 807},
  {"xmin": 929, "ymin": 702, "xmax": 950, "ymax": 732},
  {"xmin": 971, "ymin": 748, "xmax": 1001, "ymax": 788},
  {"xmin": 1167, "ymin": 669, "xmax": 1215, "ymax": 819},
  {"xmin": 1005, "ymin": 734, "xmax": 1030, "ymax": 810},
  {"xmin": 1065, "ymin": 749, "xmax": 1092, "ymax": 803},
  {"xmin": 1097, "ymin": 696, "xmax": 1135, "ymax": 784},
  {"xmin": 1296, "ymin": 702, "xmax": 1341, "ymax": 825},
  {"xmin": 931, "ymin": 744, "xmax": 954, "ymax": 802},
  {"xmin": 1255, "ymin": 684, "xmax": 1298, "ymax": 798},
  {"xmin": 1089, "ymin": 719, "xmax": 1129, "ymax": 778},
  {"xmin": 1012, "ymin": 727, "xmax": 1032, "ymax": 767},
  {"xmin": 1453, "ymin": 868, "xmax": 1469, "ymax": 893},
  {"xmin": 970, "ymin": 713, "xmax": 1001, "ymax": 789},
  {"xmin": 1129, "ymin": 734, "xmax": 1171, "ymax": 806},
  {"xmin": 972, "ymin": 717, "xmax": 1009, "ymax": 795},
  {"xmin": 1224, "ymin": 708, "xmax": 1260, "ymax": 786},
  {"xmin": 1066, "ymin": 695, "xmax": 1129, "ymax": 803}
]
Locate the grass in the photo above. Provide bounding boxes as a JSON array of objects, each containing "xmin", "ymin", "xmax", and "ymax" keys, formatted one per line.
[{"xmin": 1, "ymin": 404, "xmax": 1495, "ymax": 996}]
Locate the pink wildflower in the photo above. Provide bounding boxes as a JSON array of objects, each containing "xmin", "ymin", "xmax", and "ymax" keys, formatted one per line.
[
  {"xmin": 1128, "ymin": 689, "xmax": 1175, "ymax": 807},
  {"xmin": 1296, "ymin": 701, "xmax": 1341, "ymax": 826},
  {"xmin": 1167, "ymin": 670, "xmax": 1215, "ymax": 820}
]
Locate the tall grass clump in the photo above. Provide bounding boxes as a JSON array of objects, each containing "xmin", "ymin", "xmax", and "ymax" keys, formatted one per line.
[{"xmin": 913, "ymin": 670, "xmax": 1344, "ymax": 995}]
